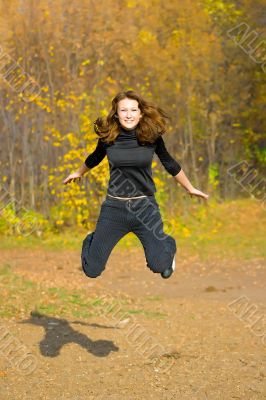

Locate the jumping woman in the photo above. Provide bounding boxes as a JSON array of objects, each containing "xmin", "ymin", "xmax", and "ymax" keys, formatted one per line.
[{"xmin": 63, "ymin": 90, "xmax": 209, "ymax": 279}]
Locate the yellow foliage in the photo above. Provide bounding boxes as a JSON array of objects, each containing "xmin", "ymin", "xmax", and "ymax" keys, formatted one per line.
[
  {"xmin": 138, "ymin": 30, "xmax": 156, "ymax": 43},
  {"xmin": 153, "ymin": 176, "xmax": 165, "ymax": 190},
  {"xmin": 182, "ymin": 227, "xmax": 191, "ymax": 238},
  {"xmin": 106, "ymin": 76, "xmax": 116, "ymax": 84},
  {"xmin": 42, "ymin": 92, "xmax": 109, "ymax": 230},
  {"xmin": 82, "ymin": 59, "xmax": 91, "ymax": 66},
  {"xmin": 127, "ymin": 0, "xmax": 137, "ymax": 7}
]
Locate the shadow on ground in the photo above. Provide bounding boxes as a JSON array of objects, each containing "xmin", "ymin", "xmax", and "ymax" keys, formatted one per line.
[{"xmin": 20, "ymin": 311, "xmax": 119, "ymax": 358}]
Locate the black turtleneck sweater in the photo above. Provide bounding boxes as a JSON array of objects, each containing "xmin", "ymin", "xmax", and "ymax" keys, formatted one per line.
[{"xmin": 84, "ymin": 125, "xmax": 182, "ymax": 197}]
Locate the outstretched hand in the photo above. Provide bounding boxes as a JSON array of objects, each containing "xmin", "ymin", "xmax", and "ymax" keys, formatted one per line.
[
  {"xmin": 187, "ymin": 187, "xmax": 209, "ymax": 200},
  {"xmin": 63, "ymin": 172, "xmax": 82, "ymax": 185}
]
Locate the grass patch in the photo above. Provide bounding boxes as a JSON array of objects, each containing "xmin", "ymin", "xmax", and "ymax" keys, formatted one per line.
[
  {"xmin": 0, "ymin": 198, "xmax": 264, "ymax": 260},
  {"xmin": 145, "ymin": 295, "xmax": 163, "ymax": 301},
  {"xmin": 0, "ymin": 265, "xmax": 158, "ymax": 320},
  {"xmin": 173, "ymin": 197, "xmax": 266, "ymax": 260},
  {"xmin": 121, "ymin": 309, "xmax": 167, "ymax": 319}
]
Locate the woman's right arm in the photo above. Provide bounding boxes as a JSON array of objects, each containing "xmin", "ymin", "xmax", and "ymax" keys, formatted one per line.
[
  {"xmin": 63, "ymin": 164, "xmax": 90, "ymax": 184},
  {"xmin": 63, "ymin": 138, "xmax": 107, "ymax": 185}
]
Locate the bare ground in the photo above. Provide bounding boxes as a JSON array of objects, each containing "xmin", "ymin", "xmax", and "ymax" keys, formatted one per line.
[{"xmin": 0, "ymin": 245, "xmax": 265, "ymax": 400}]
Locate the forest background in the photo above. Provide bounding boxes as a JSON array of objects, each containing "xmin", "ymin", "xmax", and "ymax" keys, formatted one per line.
[{"xmin": 0, "ymin": 0, "xmax": 265, "ymax": 241}]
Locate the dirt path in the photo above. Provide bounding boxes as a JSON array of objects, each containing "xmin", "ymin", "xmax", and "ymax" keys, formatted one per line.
[{"xmin": 0, "ymin": 247, "xmax": 265, "ymax": 399}]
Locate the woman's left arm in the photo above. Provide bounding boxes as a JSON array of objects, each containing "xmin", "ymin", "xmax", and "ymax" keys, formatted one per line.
[
  {"xmin": 174, "ymin": 169, "xmax": 209, "ymax": 200},
  {"xmin": 155, "ymin": 136, "xmax": 209, "ymax": 200}
]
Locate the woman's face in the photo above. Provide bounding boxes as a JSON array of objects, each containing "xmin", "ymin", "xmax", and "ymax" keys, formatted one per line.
[{"xmin": 117, "ymin": 98, "xmax": 142, "ymax": 130}]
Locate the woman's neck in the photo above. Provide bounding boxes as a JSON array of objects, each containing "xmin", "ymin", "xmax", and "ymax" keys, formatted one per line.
[{"xmin": 119, "ymin": 124, "xmax": 137, "ymax": 133}]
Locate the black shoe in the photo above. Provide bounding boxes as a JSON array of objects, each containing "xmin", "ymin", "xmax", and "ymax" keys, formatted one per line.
[
  {"xmin": 160, "ymin": 254, "xmax": 176, "ymax": 279},
  {"xmin": 161, "ymin": 267, "xmax": 174, "ymax": 279}
]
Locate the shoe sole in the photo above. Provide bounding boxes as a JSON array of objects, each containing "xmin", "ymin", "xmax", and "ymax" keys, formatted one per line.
[{"xmin": 172, "ymin": 254, "xmax": 176, "ymax": 271}]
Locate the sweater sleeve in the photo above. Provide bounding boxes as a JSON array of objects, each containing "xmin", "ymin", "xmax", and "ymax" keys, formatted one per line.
[
  {"xmin": 155, "ymin": 136, "xmax": 182, "ymax": 176},
  {"xmin": 84, "ymin": 138, "xmax": 107, "ymax": 169}
]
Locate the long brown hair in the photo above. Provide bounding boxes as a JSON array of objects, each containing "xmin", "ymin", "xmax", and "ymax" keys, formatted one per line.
[{"xmin": 93, "ymin": 90, "xmax": 171, "ymax": 145}]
